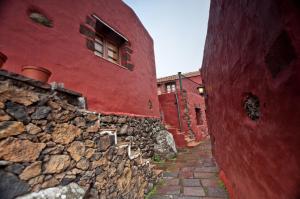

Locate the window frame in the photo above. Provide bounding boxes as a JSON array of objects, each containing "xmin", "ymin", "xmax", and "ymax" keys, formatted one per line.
[{"xmin": 94, "ymin": 32, "xmax": 121, "ymax": 65}]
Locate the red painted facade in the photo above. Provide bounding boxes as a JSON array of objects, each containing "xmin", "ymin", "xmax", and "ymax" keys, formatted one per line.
[
  {"xmin": 202, "ymin": 0, "xmax": 300, "ymax": 198},
  {"xmin": 157, "ymin": 72, "xmax": 208, "ymax": 147},
  {"xmin": 0, "ymin": 0, "xmax": 159, "ymax": 117}
]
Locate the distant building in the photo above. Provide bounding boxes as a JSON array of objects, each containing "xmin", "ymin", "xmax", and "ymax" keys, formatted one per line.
[
  {"xmin": 0, "ymin": 0, "xmax": 158, "ymax": 117},
  {"xmin": 157, "ymin": 71, "xmax": 208, "ymax": 147}
]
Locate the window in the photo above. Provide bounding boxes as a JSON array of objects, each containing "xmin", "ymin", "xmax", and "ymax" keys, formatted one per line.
[
  {"xmin": 80, "ymin": 15, "xmax": 134, "ymax": 70},
  {"xmin": 195, "ymin": 108, "xmax": 203, "ymax": 125},
  {"xmin": 94, "ymin": 35, "xmax": 119, "ymax": 64},
  {"xmin": 165, "ymin": 82, "xmax": 176, "ymax": 93}
]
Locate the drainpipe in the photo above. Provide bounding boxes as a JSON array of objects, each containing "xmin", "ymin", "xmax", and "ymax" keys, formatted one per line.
[
  {"xmin": 178, "ymin": 72, "xmax": 183, "ymax": 93},
  {"xmin": 174, "ymin": 91, "xmax": 183, "ymax": 132}
]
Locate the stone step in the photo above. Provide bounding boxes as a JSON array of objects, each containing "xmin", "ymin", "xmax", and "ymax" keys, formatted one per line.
[{"xmin": 186, "ymin": 140, "xmax": 202, "ymax": 148}]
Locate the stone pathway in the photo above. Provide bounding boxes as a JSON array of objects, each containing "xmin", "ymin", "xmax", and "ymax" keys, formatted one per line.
[{"xmin": 149, "ymin": 139, "xmax": 229, "ymax": 199}]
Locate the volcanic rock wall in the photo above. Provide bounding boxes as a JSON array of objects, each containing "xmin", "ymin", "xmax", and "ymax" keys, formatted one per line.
[{"xmin": 0, "ymin": 70, "xmax": 172, "ymax": 199}]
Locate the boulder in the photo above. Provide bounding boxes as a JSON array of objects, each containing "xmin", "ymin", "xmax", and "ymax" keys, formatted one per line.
[
  {"xmin": 0, "ymin": 83, "xmax": 39, "ymax": 106},
  {"xmin": 31, "ymin": 106, "xmax": 51, "ymax": 120},
  {"xmin": 19, "ymin": 161, "xmax": 42, "ymax": 180},
  {"xmin": 44, "ymin": 155, "xmax": 70, "ymax": 174},
  {"xmin": 5, "ymin": 102, "xmax": 30, "ymax": 124},
  {"xmin": 0, "ymin": 121, "xmax": 25, "ymax": 139},
  {"xmin": 25, "ymin": 123, "xmax": 42, "ymax": 135},
  {"xmin": 0, "ymin": 170, "xmax": 30, "ymax": 199},
  {"xmin": 0, "ymin": 138, "xmax": 46, "ymax": 162},
  {"xmin": 0, "ymin": 110, "xmax": 11, "ymax": 121},
  {"xmin": 16, "ymin": 183, "xmax": 85, "ymax": 199},
  {"xmin": 154, "ymin": 130, "xmax": 177, "ymax": 160},
  {"xmin": 67, "ymin": 141, "xmax": 85, "ymax": 161},
  {"xmin": 52, "ymin": 124, "xmax": 81, "ymax": 144}
]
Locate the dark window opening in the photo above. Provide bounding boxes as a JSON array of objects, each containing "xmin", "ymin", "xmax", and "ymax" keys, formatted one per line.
[
  {"xmin": 165, "ymin": 82, "xmax": 176, "ymax": 93},
  {"xmin": 195, "ymin": 108, "xmax": 203, "ymax": 125}
]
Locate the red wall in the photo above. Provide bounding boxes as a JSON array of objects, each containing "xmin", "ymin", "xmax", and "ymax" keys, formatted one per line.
[
  {"xmin": 202, "ymin": 0, "xmax": 300, "ymax": 198},
  {"xmin": 0, "ymin": 0, "xmax": 159, "ymax": 117},
  {"xmin": 158, "ymin": 74, "xmax": 208, "ymax": 146}
]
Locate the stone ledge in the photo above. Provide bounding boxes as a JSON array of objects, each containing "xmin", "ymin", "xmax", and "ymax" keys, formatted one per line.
[{"xmin": 0, "ymin": 69, "xmax": 82, "ymax": 98}]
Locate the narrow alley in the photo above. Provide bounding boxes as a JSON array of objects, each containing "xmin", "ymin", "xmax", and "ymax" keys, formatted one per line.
[{"xmin": 150, "ymin": 139, "xmax": 228, "ymax": 199}]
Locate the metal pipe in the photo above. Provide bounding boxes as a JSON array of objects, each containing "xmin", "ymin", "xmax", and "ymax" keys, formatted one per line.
[
  {"xmin": 174, "ymin": 91, "xmax": 183, "ymax": 132},
  {"xmin": 178, "ymin": 72, "xmax": 183, "ymax": 92}
]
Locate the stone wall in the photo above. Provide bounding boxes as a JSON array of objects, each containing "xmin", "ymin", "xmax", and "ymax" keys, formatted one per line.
[{"xmin": 0, "ymin": 71, "xmax": 175, "ymax": 199}]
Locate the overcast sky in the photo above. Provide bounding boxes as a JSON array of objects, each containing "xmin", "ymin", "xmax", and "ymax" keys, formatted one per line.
[{"xmin": 123, "ymin": 0, "xmax": 210, "ymax": 78}]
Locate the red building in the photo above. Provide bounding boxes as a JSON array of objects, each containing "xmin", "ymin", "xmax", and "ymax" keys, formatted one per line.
[
  {"xmin": 0, "ymin": 0, "xmax": 159, "ymax": 117},
  {"xmin": 157, "ymin": 71, "xmax": 208, "ymax": 147},
  {"xmin": 202, "ymin": 0, "xmax": 300, "ymax": 198}
]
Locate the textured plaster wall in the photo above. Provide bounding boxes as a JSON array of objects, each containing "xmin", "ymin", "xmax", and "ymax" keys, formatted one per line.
[
  {"xmin": 0, "ymin": 0, "xmax": 159, "ymax": 117},
  {"xmin": 202, "ymin": 0, "xmax": 300, "ymax": 198}
]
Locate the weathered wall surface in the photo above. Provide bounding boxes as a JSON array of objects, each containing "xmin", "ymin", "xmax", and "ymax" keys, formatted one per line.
[
  {"xmin": 0, "ymin": 0, "xmax": 159, "ymax": 117},
  {"xmin": 0, "ymin": 71, "xmax": 173, "ymax": 199},
  {"xmin": 202, "ymin": 0, "xmax": 300, "ymax": 198}
]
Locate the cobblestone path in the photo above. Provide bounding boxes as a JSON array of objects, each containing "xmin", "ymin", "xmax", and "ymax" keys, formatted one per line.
[{"xmin": 149, "ymin": 139, "xmax": 229, "ymax": 199}]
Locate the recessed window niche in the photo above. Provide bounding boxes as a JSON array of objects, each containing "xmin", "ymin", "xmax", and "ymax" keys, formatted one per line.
[{"xmin": 28, "ymin": 8, "xmax": 53, "ymax": 28}]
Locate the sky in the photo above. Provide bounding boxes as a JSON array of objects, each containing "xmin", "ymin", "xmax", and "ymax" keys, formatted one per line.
[{"xmin": 123, "ymin": 0, "xmax": 210, "ymax": 78}]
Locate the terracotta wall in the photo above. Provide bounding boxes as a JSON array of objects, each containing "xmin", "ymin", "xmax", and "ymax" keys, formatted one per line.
[
  {"xmin": 202, "ymin": 0, "xmax": 300, "ymax": 198},
  {"xmin": 0, "ymin": 0, "xmax": 159, "ymax": 117}
]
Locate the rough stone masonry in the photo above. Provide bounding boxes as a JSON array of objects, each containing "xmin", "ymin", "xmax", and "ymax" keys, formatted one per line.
[{"xmin": 0, "ymin": 70, "xmax": 177, "ymax": 199}]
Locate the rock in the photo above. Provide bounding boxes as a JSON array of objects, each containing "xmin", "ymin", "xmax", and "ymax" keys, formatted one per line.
[
  {"xmin": 0, "ymin": 160, "xmax": 11, "ymax": 166},
  {"xmin": 0, "ymin": 138, "xmax": 46, "ymax": 162},
  {"xmin": 5, "ymin": 101, "xmax": 30, "ymax": 124},
  {"xmin": 118, "ymin": 117, "xmax": 127, "ymax": 124},
  {"xmin": 95, "ymin": 135, "xmax": 111, "ymax": 152},
  {"xmin": 16, "ymin": 183, "xmax": 86, "ymax": 199},
  {"xmin": 0, "ymin": 83, "xmax": 39, "ymax": 106},
  {"xmin": 53, "ymin": 110, "xmax": 76, "ymax": 123},
  {"xmin": 91, "ymin": 158, "xmax": 108, "ymax": 169},
  {"xmin": 117, "ymin": 167, "xmax": 132, "ymax": 192},
  {"xmin": 42, "ymin": 145, "xmax": 64, "ymax": 155},
  {"xmin": 5, "ymin": 164, "xmax": 24, "ymax": 175},
  {"xmin": 86, "ymin": 114, "xmax": 98, "ymax": 121},
  {"xmin": 0, "ymin": 102, "xmax": 4, "ymax": 109},
  {"xmin": 101, "ymin": 116, "xmax": 112, "ymax": 123},
  {"xmin": 117, "ymin": 161, "xmax": 126, "ymax": 175},
  {"xmin": 154, "ymin": 130, "xmax": 177, "ymax": 160},
  {"xmin": 84, "ymin": 139, "xmax": 94, "ymax": 147},
  {"xmin": 67, "ymin": 141, "xmax": 85, "ymax": 161},
  {"xmin": 19, "ymin": 162, "xmax": 42, "ymax": 180},
  {"xmin": 85, "ymin": 148, "xmax": 96, "ymax": 159},
  {"xmin": 44, "ymin": 155, "xmax": 70, "ymax": 174},
  {"xmin": 0, "ymin": 110, "xmax": 11, "ymax": 121},
  {"xmin": 25, "ymin": 123, "xmax": 41, "ymax": 135},
  {"xmin": 31, "ymin": 106, "xmax": 52, "ymax": 120},
  {"xmin": 86, "ymin": 121, "xmax": 100, "ymax": 133},
  {"xmin": 41, "ymin": 177, "xmax": 59, "ymax": 189},
  {"xmin": 76, "ymin": 158, "xmax": 89, "ymax": 170},
  {"xmin": 28, "ymin": 175, "xmax": 44, "ymax": 186},
  {"xmin": 119, "ymin": 124, "xmax": 128, "ymax": 135},
  {"xmin": 47, "ymin": 100, "xmax": 61, "ymax": 110},
  {"xmin": 73, "ymin": 117, "xmax": 86, "ymax": 127},
  {"xmin": 52, "ymin": 124, "xmax": 81, "ymax": 144},
  {"xmin": 0, "ymin": 170, "xmax": 30, "ymax": 199},
  {"xmin": 38, "ymin": 133, "xmax": 52, "ymax": 142},
  {"xmin": 0, "ymin": 121, "xmax": 25, "ymax": 139}
]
